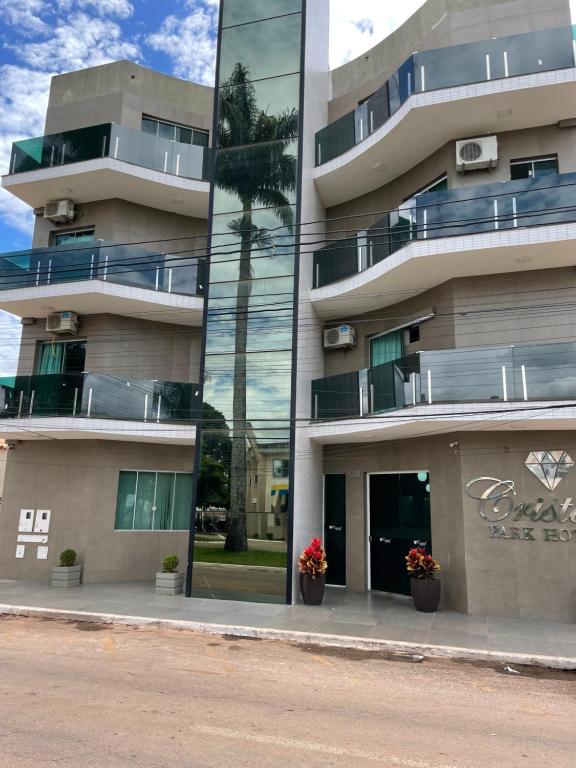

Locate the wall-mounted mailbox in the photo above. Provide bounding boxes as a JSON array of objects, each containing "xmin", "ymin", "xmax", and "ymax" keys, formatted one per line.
[
  {"xmin": 18, "ymin": 509, "xmax": 34, "ymax": 533},
  {"xmin": 34, "ymin": 510, "xmax": 51, "ymax": 534}
]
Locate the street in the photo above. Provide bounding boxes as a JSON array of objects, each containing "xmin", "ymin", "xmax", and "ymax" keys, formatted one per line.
[{"xmin": 0, "ymin": 616, "xmax": 574, "ymax": 767}]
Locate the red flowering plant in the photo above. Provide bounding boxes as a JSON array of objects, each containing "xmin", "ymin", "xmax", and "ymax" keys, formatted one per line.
[
  {"xmin": 298, "ymin": 537, "xmax": 328, "ymax": 579},
  {"xmin": 405, "ymin": 547, "xmax": 440, "ymax": 580}
]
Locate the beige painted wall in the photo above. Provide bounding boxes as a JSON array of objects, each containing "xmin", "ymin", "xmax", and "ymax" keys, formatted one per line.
[
  {"xmin": 324, "ymin": 430, "xmax": 576, "ymax": 622},
  {"xmin": 0, "ymin": 440, "xmax": 194, "ymax": 583},
  {"xmin": 32, "ymin": 198, "xmax": 208, "ymax": 251},
  {"xmin": 45, "ymin": 60, "xmax": 213, "ymax": 137},
  {"xmin": 17, "ymin": 314, "xmax": 202, "ymax": 384},
  {"xmin": 326, "ymin": 124, "xmax": 576, "ymax": 239},
  {"xmin": 329, "ymin": 0, "xmax": 571, "ymax": 121}
]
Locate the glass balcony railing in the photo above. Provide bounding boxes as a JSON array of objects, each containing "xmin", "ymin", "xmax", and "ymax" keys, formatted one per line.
[
  {"xmin": 316, "ymin": 26, "xmax": 575, "ymax": 166},
  {"xmin": 8, "ymin": 123, "xmax": 211, "ymax": 181},
  {"xmin": 0, "ymin": 241, "xmax": 207, "ymax": 297},
  {"xmin": 312, "ymin": 341, "xmax": 576, "ymax": 420},
  {"xmin": 0, "ymin": 374, "xmax": 200, "ymax": 423},
  {"xmin": 313, "ymin": 172, "xmax": 576, "ymax": 288}
]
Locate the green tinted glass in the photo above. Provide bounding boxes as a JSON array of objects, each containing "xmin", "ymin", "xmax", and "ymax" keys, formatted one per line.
[
  {"xmin": 133, "ymin": 472, "xmax": 155, "ymax": 530},
  {"xmin": 173, "ymin": 474, "xmax": 194, "ymax": 530},
  {"xmin": 222, "ymin": 0, "xmax": 301, "ymax": 27},
  {"xmin": 115, "ymin": 472, "xmax": 137, "ymax": 530},
  {"xmin": 219, "ymin": 13, "xmax": 302, "ymax": 84}
]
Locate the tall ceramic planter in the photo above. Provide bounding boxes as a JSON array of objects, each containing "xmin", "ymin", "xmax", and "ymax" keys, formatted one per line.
[
  {"xmin": 410, "ymin": 577, "xmax": 441, "ymax": 613},
  {"xmin": 300, "ymin": 573, "xmax": 326, "ymax": 605}
]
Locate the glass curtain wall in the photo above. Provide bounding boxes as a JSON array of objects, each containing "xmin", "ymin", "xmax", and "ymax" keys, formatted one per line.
[{"xmin": 190, "ymin": 0, "xmax": 304, "ymax": 602}]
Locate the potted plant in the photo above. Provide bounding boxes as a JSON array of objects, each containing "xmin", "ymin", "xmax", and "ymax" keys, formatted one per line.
[
  {"xmin": 298, "ymin": 537, "xmax": 327, "ymax": 605},
  {"xmin": 155, "ymin": 554, "xmax": 183, "ymax": 596},
  {"xmin": 405, "ymin": 547, "xmax": 441, "ymax": 612},
  {"xmin": 51, "ymin": 549, "xmax": 82, "ymax": 588}
]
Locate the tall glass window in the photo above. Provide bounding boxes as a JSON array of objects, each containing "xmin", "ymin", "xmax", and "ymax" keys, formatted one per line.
[
  {"xmin": 141, "ymin": 116, "xmax": 209, "ymax": 148},
  {"xmin": 191, "ymin": 0, "xmax": 303, "ymax": 603}
]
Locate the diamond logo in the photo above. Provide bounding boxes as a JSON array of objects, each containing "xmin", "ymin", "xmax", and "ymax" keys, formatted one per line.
[{"xmin": 525, "ymin": 451, "xmax": 574, "ymax": 491}]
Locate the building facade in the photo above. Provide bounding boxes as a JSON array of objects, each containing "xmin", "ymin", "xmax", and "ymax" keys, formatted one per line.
[{"xmin": 2, "ymin": 0, "xmax": 576, "ymax": 621}]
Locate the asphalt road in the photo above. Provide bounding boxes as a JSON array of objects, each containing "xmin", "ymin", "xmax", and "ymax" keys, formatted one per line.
[{"xmin": 0, "ymin": 615, "xmax": 574, "ymax": 767}]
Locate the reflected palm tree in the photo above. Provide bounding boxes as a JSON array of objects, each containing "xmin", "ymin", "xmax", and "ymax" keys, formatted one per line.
[{"xmin": 216, "ymin": 63, "xmax": 297, "ymax": 551}]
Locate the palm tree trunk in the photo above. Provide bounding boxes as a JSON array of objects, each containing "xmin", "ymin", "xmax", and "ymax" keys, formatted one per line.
[{"xmin": 224, "ymin": 201, "xmax": 252, "ymax": 552}]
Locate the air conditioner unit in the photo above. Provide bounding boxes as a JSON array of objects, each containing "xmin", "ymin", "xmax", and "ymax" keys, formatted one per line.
[
  {"xmin": 324, "ymin": 325, "xmax": 356, "ymax": 350},
  {"xmin": 456, "ymin": 136, "xmax": 498, "ymax": 172},
  {"xmin": 43, "ymin": 199, "xmax": 75, "ymax": 223},
  {"xmin": 46, "ymin": 312, "xmax": 79, "ymax": 335}
]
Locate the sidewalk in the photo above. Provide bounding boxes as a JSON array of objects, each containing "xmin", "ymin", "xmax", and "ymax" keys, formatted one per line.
[{"xmin": 0, "ymin": 579, "xmax": 574, "ymax": 669}]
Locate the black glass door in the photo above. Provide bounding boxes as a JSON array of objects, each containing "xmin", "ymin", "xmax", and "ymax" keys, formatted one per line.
[
  {"xmin": 369, "ymin": 473, "xmax": 431, "ymax": 595},
  {"xmin": 324, "ymin": 474, "xmax": 346, "ymax": 586}
]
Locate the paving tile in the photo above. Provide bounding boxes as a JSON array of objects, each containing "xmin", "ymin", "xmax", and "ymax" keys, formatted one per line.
[
  {"xmin": 313, "ymin": 620, "xmax": 375, "ymax": 638},
  {"xmin": 427, "ymin": 629, "xmax": 489, "ymax": 649},
  {"xmin": 367, "ymin": 625, "xmax": 429, "ymax": 643}
]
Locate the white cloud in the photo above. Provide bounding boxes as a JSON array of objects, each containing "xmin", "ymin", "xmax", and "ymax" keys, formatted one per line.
[
  {"xmin": 329, "ymin": 0, "xmax": 426, "ymax": 67},
  {"xmin": 77, "ymin": 0, "xmax": 134, "ymax": 19},
  {"xmin": 147, "ymin": 3, "xmax": 218, "ymax": 86},
  {"xmin": 12, "ymin": 13, "xmax": 140, "ymax": 72},
  {"xmin": 1, "ymin": 0, "xmax": 49, "ymax": 36}
]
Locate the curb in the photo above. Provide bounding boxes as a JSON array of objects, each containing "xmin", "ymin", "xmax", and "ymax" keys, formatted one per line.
[{"xmin": 1, "ymin": 603, "xmax": 575, "ymax": 670}]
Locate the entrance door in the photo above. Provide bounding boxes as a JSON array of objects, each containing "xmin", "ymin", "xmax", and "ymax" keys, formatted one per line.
[
  {"xmin": 369, "ymin": 472, "xmax": 431, "ymax": 595},
  {"xmin": 324, "ymin": 474, "xmax": 346, "ymax": 586}
]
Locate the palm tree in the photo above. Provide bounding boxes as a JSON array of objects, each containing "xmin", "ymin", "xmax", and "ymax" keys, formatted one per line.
[{"xmin": 215, "ymin": 63, "xmax": 298, "ymax": 552}]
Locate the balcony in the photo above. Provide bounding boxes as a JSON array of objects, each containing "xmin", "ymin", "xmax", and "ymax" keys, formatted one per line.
[
  {"xmin": 0, "ymin": 241, "xmax": 205, "ymax": 325},
  {"xmin": 311, "ymin": 172, "xmax": 576, "ymax": 317},
  {"xmin": 314, "ymin": 26, "xmax": 576, "ymax": 206},
  {"xmin": 0, "ymin": 373, "xmax": 199, "ymax": 444},
  {"xmin": 2, "ymin": 123, "xmax": 211, "ymax": 218},
  {"xmin": 310, "ymin": 341, "xmax": 576, "ymax": 441}
]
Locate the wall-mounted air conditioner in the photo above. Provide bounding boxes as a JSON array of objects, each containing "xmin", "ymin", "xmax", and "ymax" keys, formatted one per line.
[
  {"xmin": 324, "ymin": 325, "xmax": 356, "ymax": 350},
  {"xmin": 46, "ymin": 312, "xmax": 79, "ymax": 335},
  {"xmin": 456, "ymin": 136, "xmax": 498, "ymax": 172},
  {"xmin": 43, "ymin": 199, "xmax": 75, "ymax": 223}
]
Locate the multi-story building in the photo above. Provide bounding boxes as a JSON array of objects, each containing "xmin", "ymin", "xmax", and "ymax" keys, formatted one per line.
[{"xmin": 2, "ymin": 0, "xmax": 576, "ymax": 622}]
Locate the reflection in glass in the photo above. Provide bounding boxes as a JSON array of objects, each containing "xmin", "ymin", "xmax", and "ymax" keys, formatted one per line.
[
  {"xmin": 217, "ymin": 74, "xmax": 300, "ymax": 131},
  {"xmin": 222, "ymin": 0, "xmax": 302, "ymax": 28},
  {"xmin": 219, "ymin": 13, "xmax": 302, "ymax": 84}
]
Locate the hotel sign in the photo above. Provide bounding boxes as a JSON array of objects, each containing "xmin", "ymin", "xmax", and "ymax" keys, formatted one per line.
[{"xmin": 465, "ymin": 451, "xmax": 576, "ymax": 542}]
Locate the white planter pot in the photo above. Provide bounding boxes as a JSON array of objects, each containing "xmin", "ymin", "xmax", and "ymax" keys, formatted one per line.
[
  {"xmin": 155, "ymin": 571, "xmax": 184, "ymax": 596},
  {"xmin": 51, "ymin": 564, "xmax": 82, "ymax": 588}
]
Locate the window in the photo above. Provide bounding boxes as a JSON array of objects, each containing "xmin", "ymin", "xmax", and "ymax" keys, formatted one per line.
[
  {"xmin": 273, "ymin": 459, "xmax": 289, "ymax": 478},
  {"xmin": 52, "ymin": 229, "xmax": 95, "ymax": 246},
  {"xmin": 407, "ymin": 175, "xmax": 448, "ymax": 199},
  {"xmin": 115, "ymin": 471, "xmax": 193, "ymax": 531},
  {"xmin": 510, "ymin": 156, "xmax": 558, "ymax": 180},
  {"xmin": 408, "ymin": 326, "xmax": 420, "ymax": 344},
  {"xmin": 370, "ymin": 330, "xmax": 404, "ymax": 367},
  {"xmin": 141, "ymin": 116, "xmax": 209, "ymax": 148},
  {"xmin": 36, "ymin": 340, "xmax": 86, "ymax": 375}
]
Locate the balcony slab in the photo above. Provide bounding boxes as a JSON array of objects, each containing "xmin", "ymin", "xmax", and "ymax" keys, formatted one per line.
[
  {"xmin": 314, "ymin": 68, "xmax": 576, "ymax": 207},
  {"xmin": 0, "ymin": 280, "xmax": 204, "ymax": 326},
  {"xmin": 0, "ymin": 417, "xmax": 196, "ymax": 444},
  {"xmin": 309, "ymin": 401, "xmax": 576, "ymax": 443},
  {"xmin": 310, "ymin": 221, "xmax": 576, "ymax": 319},
  {"xmin": 1, "ymin": 157, "xmax": 210, "ymax": 218}
]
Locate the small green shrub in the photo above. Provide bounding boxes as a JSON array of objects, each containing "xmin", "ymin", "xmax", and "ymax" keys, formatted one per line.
[
  {"xmin": 252, "ymin": 533, "xmax": 259, "ymax": 539},
  {"xmin": 162, "ymin": 554, "xmax": 179, "ymax": 573},
  {"xmin": 266, "ymin": 533, "xmax": 274, "ymax": 541},
  {"xmin": 59, "ymin": 549, "xmax": 77, "ymax": 567}
]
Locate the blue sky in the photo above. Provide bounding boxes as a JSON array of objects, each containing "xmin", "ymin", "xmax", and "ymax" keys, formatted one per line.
[{"xmin": 0, "ymin": 0, "xmax": 426, "ymax": 373}]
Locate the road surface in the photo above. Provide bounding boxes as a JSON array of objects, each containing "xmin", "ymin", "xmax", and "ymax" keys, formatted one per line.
[{"xmin": 0, "ymin": 615, "xmax": 574, "ymax": 767}]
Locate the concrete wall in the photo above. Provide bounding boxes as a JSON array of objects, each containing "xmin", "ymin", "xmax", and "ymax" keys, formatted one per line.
[
  {"xmin": 325, "ymin": 430, "xmax": 576, "ymax": 622},
  {"xmin": 32, "ymin": 198, "xmax": 208, "ymax": 251},
  {"xmin": 45, "ymin": 60, "xmax": 213, "ymax": 138},
  {"xmin": 329, "ymin": 0, "xmax": 571, "ymax": 121},
  {"xmin": 326, "ymin": 124, "xmax": 576, "ymax": 239},
  {"xmin": 0, "ymin": 440, "xmax": 194, "ymax": 583},
  {"xmin": 17, "ymin": 314, "xmax": 202, "ymax": 384}
]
